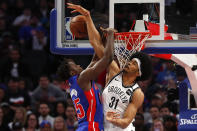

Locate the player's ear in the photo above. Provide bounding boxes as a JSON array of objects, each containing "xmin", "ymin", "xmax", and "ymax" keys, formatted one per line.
[{"xmin": 136, "ymin": 70, "xmax": 140, "ymax": 77}]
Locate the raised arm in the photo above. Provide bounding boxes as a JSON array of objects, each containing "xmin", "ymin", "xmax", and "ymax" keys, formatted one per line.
[
  {"xmin": 106, "ymin": 89, "xmax": 144, "ymax": 129},
  {"xmin": 86, "ymin": 54, "xmax": 99, "ymax": 68},
  {"xmin": 67, "ymin": 3, "xmax": 120, "ymax": 84},
  {"xmin": 77, "ymin": 29, "xmax": 115, "ymax": 90},
  {"xmin": 67, "ymin": 3, "xmax": 104, "ymax": 58}
]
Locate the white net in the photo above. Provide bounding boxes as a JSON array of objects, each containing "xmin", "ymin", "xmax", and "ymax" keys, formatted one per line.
[{"xmin": 114, "ymin": 32, "xmax": 150, "ymax": 70}]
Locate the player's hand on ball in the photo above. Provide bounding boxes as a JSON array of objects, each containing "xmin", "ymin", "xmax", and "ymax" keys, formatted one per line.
[
  {"xmin": 67, "ymin": 3, "xmax": 90, "ymax": 16},
  {"xmin": 106, "ymin": 111, "xmax": 120, "ymax": 122}
]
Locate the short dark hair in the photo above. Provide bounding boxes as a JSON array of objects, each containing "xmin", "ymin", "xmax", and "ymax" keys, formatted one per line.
[
  {"xmin": 129, "ymin": 52, "xmax": 152, "ymax": 81},
  {"xmin": 150, "ymin": 105, "xmax": 160, "ymax": 110},
  {"xmin": 163, "ymin": 115, "xmax": 177, "ymax": 123},
  {"xmin": 39, "ymin": 102, "xmax": 49, "ymax": 108},
  {"xmin": 135, "ymin": 113, "xmax": 144, "ymax": 120},
  {"xmin": 39, "ymin": 74, "xmax": 49, "ymax": 80},
  {"xmin": 56, "ymin": 58, "xmax": 72, "ymax": 81},
  {"xmin": 24, "ymin": 113, "xmax": 39, "ymax": 129},
  {"xmin": 160, "ymin": 103, "xmax": 170, "ymax": 110}
]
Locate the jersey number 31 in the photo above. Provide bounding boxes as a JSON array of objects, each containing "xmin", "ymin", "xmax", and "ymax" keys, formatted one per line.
[{"xmin": 109, "ymin": 96, "xmax": 119, "ymax": 109}]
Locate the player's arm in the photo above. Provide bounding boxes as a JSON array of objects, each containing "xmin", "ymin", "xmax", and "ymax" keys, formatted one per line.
[
  {"xmin": 106, "ymin": 88, "xmax": 144, "ymax": 129},
  {"xmin": 86, "ymin": 54, "xmax": 99, "ymax": 68},
  {"xmin": 77, "ymin": 29, "xmax": 115, "ymax": 90},
  {"xmin": 67, "ymin": 3, "xmax": 120, "ymax": 82},
  {"xmin": 67, "ymin": 3, "xmax": 104, "ymax": 58}
]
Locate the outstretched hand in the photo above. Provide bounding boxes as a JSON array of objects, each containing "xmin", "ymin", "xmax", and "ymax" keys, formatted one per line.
[
  {"xmin": 67, "ymin": 3, "xmax": 90, "ymax": 16},
  {"xmin": 106, "ymin": 111, "xmax": 120, "ymax": 123}
]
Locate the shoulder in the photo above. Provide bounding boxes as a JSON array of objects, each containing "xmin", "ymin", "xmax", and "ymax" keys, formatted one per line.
[
  {"xmin": 131, "ymin": 88, "xmax": 144, "ymax": 106},
  {"xmin": 106, "ymin": 71, "xmax": 122, "ymax": 86},
  {"xmin": 32, "ymin": 87, "xmax": 41, "ymax": 94},
  {"xmin": 131, "ymin": 83, "xmax": 140, "ymax": 91},
  {"xmin": 49, "ymin": 84, "xmax": 62, "ymax": 92},
  {"xmin": 133, "ymin": 88, "xmax": 144, "ymax": 97}
]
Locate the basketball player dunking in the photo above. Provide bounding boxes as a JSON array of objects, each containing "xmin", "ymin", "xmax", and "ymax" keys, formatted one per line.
[
  {"xmin": 57, "ymin": 27, "xmax": 116, "ymax": 131},
  {"xmin": 67, "ymin": 3, "xmax": 152, "ymax": 131}
]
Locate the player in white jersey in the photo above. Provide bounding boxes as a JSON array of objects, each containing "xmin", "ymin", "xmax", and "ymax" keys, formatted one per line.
[
  {"xmin": 102, "ymin": 71, "xmax": 140, "ymax": 131},
  {"xmin": 102, "ymin": 52, "xmax": 152, "ymax": 131},
  {"xmin": 66, "ymin": 4, "xmax": 152, "ymax": 130}
]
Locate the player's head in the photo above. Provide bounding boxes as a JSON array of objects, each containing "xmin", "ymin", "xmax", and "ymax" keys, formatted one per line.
[
  {"xmin": 57, "ymin": 58, "xmax": 83, "ymax": 81},
  {"xmin": 124, "ymin": 52, "xmax": 152, "ymax": 81}
]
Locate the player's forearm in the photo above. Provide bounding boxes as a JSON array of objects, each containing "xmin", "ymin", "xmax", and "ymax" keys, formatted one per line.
[
  {"xmin": 85, "ymin": 14, "xmax": 104, "ymax": 58},
  {"xmin": 103, "ymin": 31, "xmax": 114, "ymax": 65},
  {"xmin": 110, "ymin": 118, "xmax": 131, "ymax": 129}
]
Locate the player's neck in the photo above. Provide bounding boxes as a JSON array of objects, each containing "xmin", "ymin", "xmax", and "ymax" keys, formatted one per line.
[{"xmin": 122, "ymin": 72, "xmax": 137, "ymax": 86}]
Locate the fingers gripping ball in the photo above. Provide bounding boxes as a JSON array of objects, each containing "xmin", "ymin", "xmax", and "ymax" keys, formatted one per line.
[{"xmin": 70, "ymin": 15, "xmax": 88, "ymax": 38}]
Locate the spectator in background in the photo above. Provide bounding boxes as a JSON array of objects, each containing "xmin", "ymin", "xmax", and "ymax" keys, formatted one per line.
[
  {"xmin": 40, "ymin": 120, "xmax": 52, "ymax": 131},
  {"xmin": 163, "ymin": 115, "xmax": 177, "ymax": 131},
  {"xmin": 154, "ymin": 87, "xmax": 168, "ymax": 104},
  {"xmin": 0, "ymin": 102, "xmax": 13, "ymax": 125},
  {"xmin": 18, "ymin": 15, "xmax": 42, "ymax": 50},
  {"xmin": 10, "ymin": 0, "xmax": 25, "ymax": 18},
  {"xmin": 65, "ymin": 95, "xmax": 73, "ymax": 106},
  {"xmin": 150, "ymin": 94, "xmax": 164, "ymax": 108},
  {"xmin": 52, "ymin": 77, "xmax": 67, "ymax": 92},
  {"xmin": 0, "ymin": 1, "xmax": 7, "ymax": 15},
  {"xmin": 156, "ymin": 60, "xmax": 176, "ymax": 85},
  {"xmin": 146, "ymin": 105, "xmax": 161, "ymax": 130},
  {"xmin": 31, "ymin": 26, "xmax": 48, "ymax": 51},
  {"xmin": 24, "ymin": 113, "xmax": 39, "ymax": 131},
  {"xmin": 65, "ymin": 105, "xmax": 77, "ymax": 131},
  {"xmin": 12, "ymin": 7, "xmax": 32, "ymax": 27},
  {"xmin": 149, "ymin": 106, "xmax": 161, "ymax": 122},
  {"xmin": 37, "ymin": 0, "xmax": 49, "ymax": 26},
  {"xmin": 0, "ymin": 106, "xmax": 10, "ymax": 131},
  {"xmin": 151, "ymin": 118, "xmax": 164, "ymax": 131},
  {"xmin": 53, "ymin": 116, "xmax": 68, "ymax": 131},
  {"xmin": 0, "ymin": 84, "xmax": 6, "ymax": 103},
  {"xmin": 18, "ymin": 77, "xmax": 32, "ymax": 94},
  {"xmin": 0, "ymin": 32, "xmax": 14, "ymax": 58},
  {"xmin": 12, "ymin": 121, "xmax": 24, "ymax": 131},
  {"xmin": 31, "ymin": 75, "xmax": 65, "ymax": 111},
  {"xmin": 166, "ymin": 80, "xmax": 179, "ymax": 115},
  {"xmin": 133, "ymin": 113, "xmax": 148, "ymax": 131},
  {"xmin": 0, "ymin": 1, "xmax": 13, "ymax": 26},
  {"xmin": 5, "ymin": 77, "xmax": 31, "ymax": 111},
  {"xmin": 54, "ymin": 101, "xmax": 66, "ymax": 119},
  {"xmin": 38, "ymin": 102, "xmax": 54, "ymax": 127},
  {"xmin": 8, "ymin": 107, "xmax": 26, "ymax": 130},
  {"xmin": 151, "ymin": 57, "xmax": 164, "ymax": 80},
  {"xmin": 175, "ymin": 65, "xmax": 191, "ymax": 89},
  {"xmin": 0, "ymin": 47, "xmax": 29, "ymax": 82},
  {"xmin": 0, "ymin": 17, "xmax": 7, "ymax": 36},
  {"xmin": 160, "ymin": 104, "xmax": 171, "ymax": 118}
]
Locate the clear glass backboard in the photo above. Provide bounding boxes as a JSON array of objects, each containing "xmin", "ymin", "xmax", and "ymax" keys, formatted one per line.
[{"xmin": 50, "ymin": 0, "xmax": 197, "ymax": 55}]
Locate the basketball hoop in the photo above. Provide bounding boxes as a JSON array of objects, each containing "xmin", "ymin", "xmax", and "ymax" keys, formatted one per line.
[{"xmin": 114, "ymin": 32, "xmax": 151, "ymax": 70}]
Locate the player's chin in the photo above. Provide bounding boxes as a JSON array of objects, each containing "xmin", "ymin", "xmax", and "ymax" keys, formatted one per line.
[{"xmin": 123, "ymin": 67, "xmax": 129, "ymax": 72}]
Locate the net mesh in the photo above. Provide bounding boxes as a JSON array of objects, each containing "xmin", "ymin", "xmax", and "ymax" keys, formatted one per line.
[{"xmin": 114, "ymin": 32, "xmax": 151, "ymax": 70}]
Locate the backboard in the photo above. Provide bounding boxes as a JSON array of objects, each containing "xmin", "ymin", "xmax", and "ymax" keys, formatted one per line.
[{"xmin": 50, "ymin": 0, "xmax": 197, "ymax": 55}]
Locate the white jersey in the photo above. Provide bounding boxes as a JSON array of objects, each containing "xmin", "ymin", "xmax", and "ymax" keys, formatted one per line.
[{"xmin": 102, "ymin": 72, "xmax": 140, "ymax": 131}]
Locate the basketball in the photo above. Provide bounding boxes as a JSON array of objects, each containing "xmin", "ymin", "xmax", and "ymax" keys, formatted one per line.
[{"xmin": 70, "ymin": 15, "xmax": 88, "ymax": 38}]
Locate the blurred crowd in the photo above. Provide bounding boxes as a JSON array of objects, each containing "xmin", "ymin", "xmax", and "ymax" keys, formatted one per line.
[{"xmin": 0, "ymin": 0, "xmax": 196, "ymax": 131}]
